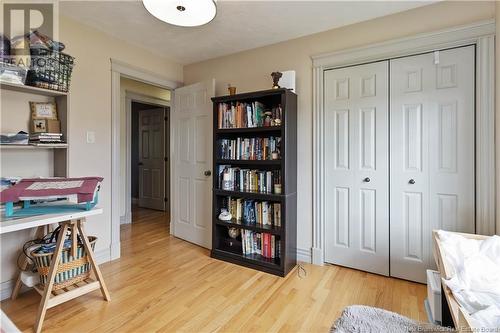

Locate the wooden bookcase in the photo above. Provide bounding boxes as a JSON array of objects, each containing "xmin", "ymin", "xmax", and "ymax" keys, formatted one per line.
[{"xmin": 211, "ymin": 88, "xmax": 297, "ymax": 277}]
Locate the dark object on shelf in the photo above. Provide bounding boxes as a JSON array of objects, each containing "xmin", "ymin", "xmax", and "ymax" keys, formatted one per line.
[
  {"xmin": 26, "ymin": 48, "xmax": 74, "ymax": 92},
  {"xmin": 0, "ymin": 34, "xmax": 11, "ymax": 62},
  {"xmin": 271, "ymin": 72, "xmax": 282, "ymax": 89},
  {"xmin": 211, "ymin": 88, "xmax": 297, "ymax": 277},
  {"xmin": 28, "ymin": 30, "xmax": 66, "ymax": 52}
]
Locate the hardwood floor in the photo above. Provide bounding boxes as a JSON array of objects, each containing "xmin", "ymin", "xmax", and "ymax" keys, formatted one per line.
[{"xmin": 1, "ymin": 208, "xmax": 427, "ymax": 332}]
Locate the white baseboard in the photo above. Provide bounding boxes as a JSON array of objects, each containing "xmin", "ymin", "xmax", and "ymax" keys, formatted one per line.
[
  {"xmin": 120, "ymin": 212, "xmax": 131, "ymax": 225},
  {"xmin": 297, "ymin": 247, "xmax": 312, "ymax": 263},
  {"xmin": 0, "ymin": 246, "xmax": 113, "ymax": 301},
  {"xmin": 311, "ymin": 247, "xmax": 324, "ymax": 266}
]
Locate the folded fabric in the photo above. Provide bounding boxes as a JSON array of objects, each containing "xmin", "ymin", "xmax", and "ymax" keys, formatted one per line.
[
  {"xmin": 0, "ymin": 177, "xmax": 103, "ymax": 203},
  {"xmin": 437, "ymin": 230, "xmax": 500, "ymax": 329}
]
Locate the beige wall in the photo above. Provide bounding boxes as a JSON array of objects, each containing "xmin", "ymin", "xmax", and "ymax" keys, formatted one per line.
[
  {"xmin": 0, "ymin": 15, "xmax": 182, "ymax": 293},
  {"xmin": 497, "ymin": 2, "xmax": 500, "ymax": 236},
  {"xmin": 119, "ymin": 78, "xmax": 170, "ymax": 218},
  {"xmin": 184, "ymin": 1, "xmax": 496, "ymax": 254}
]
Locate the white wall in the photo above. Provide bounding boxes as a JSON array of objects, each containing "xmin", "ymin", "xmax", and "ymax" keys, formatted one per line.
[
  {"xmin": 184, "ymin": 1, "xmax": 496, "ymax": 259},
  {"xmin": 0, "ymin": 15, "xmax": 182, "ymax": 299}
]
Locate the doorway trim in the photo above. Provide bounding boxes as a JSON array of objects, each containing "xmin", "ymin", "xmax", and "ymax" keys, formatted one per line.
[
  {"xmin": 311, "ymin": 20, "xmax": 496, "ymax": 265},
  {"xmin": 111, "ymin": 59, "xmax": 181, "ymax": 260},
  {"xmin": 123, "ymin": 92, "xmax": 170, "ymax": 225}
]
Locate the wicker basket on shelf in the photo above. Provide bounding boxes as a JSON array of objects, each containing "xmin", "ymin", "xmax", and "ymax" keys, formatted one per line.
[
  {"xmin": 26, "ymin": 47, "xmax": 75, "ymax": 92},
  {"xmin": 31, "ymin": 236, "xmax": 97, "ymax": 290}
]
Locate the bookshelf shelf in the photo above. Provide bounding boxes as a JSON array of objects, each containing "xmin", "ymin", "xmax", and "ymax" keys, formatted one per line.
[
  {"xmin": 211, "ymin": 88, "xmax": 297, "ymax": 277},
  {"xmin": 212, "ymin": 248, "xmax": 281, "ymax": 271},
  {"xmin": 213, "ymin": 189, "xmax": 284, "ymax": 201},
  {"xmin": 215, "ymin": 126, "xmax": 282, "ymax": 135},
  {"xmin": 0, "ymin": 144, "xmax": 68, "ymax": 150},
  {"xmin": 214, "ymin": 218, "xmax": 283, "ymax": 235},
  {"xmin": 1, "ymin": 82, "xmax": 68, "ymax": 97},
  {"xmin": 215, "ymin": 159, "xmax": 281, "ymax": 166}
]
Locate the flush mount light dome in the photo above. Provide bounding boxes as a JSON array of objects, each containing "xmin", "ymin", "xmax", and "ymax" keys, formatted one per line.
[{"xmin": 142, "ymin": 0, "xmax": 217, "ymax": 27}]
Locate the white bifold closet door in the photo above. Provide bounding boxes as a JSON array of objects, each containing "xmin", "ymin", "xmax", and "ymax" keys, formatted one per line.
[
  {"xmin": 390, "ymin": 46, "xmax": 475, "ymax": 283},
  {"xmin": 324, "ymin": 61, "xmax": 390, "ymax": 276}
]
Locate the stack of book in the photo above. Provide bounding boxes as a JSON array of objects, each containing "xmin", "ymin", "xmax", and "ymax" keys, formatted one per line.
[
  {"xmin": 219, "ymin": 136, "xmax": 280, "ymax": 160},
  {"xmin": 218, "ymin": 166, "xmax": 281, "ymax": 194},
  {"xmin": 29, "ymin": 133, "xmax": 66, "ymax": 146},
  {"xmin": 225, "ymin": 197, "xmax": 281, "ymax": 227},
  {"xmin": 241, "ymin": 230, "xmax": 279, "ymax": 259}
]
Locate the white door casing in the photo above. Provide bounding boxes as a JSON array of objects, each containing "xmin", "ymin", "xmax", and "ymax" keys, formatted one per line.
[
  {"xmin": 171, "ymin": 80, "xmax": 215, "ymax": 248},
  {"xmin": 390, "ymin": 46, "xmax": 475, "ymax": 283},
  {"xmin": 138, "ymin": 108, "xmax": 166, "ymax": 211},
  {"xmin": 324, "ymin": 61, "xmax": 390, "ymax": 276}
]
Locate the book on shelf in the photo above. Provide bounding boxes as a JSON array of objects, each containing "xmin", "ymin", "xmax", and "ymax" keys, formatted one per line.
[
  {"xmin": 217, "ymin": 101, "xmax": 283, "ymax": 129},
  {"xmin": 218, "ymin": 136, "xmax": 281, "ymax": 160},
  {"xmin": 241, "ymin": 229, "xmax": 279, "ymax": 259},
  {"xmin": 30, "ymin": 132, "xmax": 64, "ymax": 144},
  {"xmin": 218, "ymin": 165, "xmax": 281, "ymax": 194},
  {"xmin": 223, "ymin": 197, "xmax": 281, "ymax": 227}
]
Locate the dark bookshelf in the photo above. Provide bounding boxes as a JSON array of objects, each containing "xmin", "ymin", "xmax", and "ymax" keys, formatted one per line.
[{"xmin": 211, "ymin": 88, "xmax": 297, "ymax": 277}]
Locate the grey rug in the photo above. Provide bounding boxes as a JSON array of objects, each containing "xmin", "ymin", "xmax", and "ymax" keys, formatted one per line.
[{"xmin": 331, "ymin": 305, "xmax": 454, "ymax": 333}]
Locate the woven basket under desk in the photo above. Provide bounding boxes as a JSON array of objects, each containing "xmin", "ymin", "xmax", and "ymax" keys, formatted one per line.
[{"xmin": 31, "ymin": 236, "xmax": 97, "ymax": 291}]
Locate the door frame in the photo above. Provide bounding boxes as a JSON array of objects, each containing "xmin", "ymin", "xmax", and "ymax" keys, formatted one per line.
[
  {"xmin": 111, "ymin": 59, "xmax": 181, "ymax": 260},
  {"xmin": 311, "ymin": 20, "xmax": 496, "ymax": 265},
  {"xmin": 124, "ymin": 92, "xmax": 170, "ymax": 224}
]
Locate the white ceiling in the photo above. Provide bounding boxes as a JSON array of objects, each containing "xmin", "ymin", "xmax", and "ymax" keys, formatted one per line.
[{"xmin": 61, "ymin": 1, "xmax": 434, "ymax": 65}]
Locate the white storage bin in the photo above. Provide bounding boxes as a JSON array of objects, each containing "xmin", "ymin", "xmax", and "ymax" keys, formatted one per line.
[{"xmin": 426, "ymin": 269, "xmax": 442, "ymax": 323}]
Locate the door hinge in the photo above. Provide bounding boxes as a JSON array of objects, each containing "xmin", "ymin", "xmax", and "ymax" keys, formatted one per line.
[
  {"xmin": 164, "ymin": 197, "xmax": 168, "ymax": 202},
  {"xmin": 164, "ymin": 116, "xmax": 168, "ymax": 121},
  {"xmin": 164, "ymin": 157, "xmax": 168, "ymax": 162}
]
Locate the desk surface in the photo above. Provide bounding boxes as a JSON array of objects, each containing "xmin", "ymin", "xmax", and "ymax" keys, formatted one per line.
[{"xmin": 0, "ymin": 208, "xmax": 103, "ymax": 234}]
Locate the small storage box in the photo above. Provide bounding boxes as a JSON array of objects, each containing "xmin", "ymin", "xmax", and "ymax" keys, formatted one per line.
[{"xmin": 426, "ymin": 269, "xmax": 442, "ymax": 323}]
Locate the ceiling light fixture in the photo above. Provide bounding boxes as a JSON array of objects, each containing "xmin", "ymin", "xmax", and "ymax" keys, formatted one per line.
[{"xmin": 142, "ymin": 0, "xmax": 217, "ymax": 27}]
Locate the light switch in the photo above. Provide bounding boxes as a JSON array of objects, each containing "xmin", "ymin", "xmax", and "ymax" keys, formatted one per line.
[{"xmin": 86, "ymin": 131, "xmax": 96, "ymax": 144}]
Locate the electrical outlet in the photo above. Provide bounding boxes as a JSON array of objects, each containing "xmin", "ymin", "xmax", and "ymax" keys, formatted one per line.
[{"xmin": 86, "ymin": 131, "xmax": 96, "ymax": 144}]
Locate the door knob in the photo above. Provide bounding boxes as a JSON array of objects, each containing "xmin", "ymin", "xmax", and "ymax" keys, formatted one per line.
[
  {"xmin": 409, "ymin": 179, "xmax": 415, "ymax": 184},
  {"xmin": 204, "ymin": 170, "xmax": 212, "ymax": 176},
  {"xmin": 138, "ymin": 162, "xmax": 143, "ymax": 166},
  {"xmin": 363, "ymin": 177, "xmax": 370, "ymax": 182}
]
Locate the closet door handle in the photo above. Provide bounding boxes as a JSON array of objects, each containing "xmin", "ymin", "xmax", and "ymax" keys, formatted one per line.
[
  {"xmin": 204, "ymin": 170, "xmax": 212, "ymax": 177},
  {"xmin": 363, "ymin": 177, "xmax": 371, "ymax": 183},
  {"xmin": 409, "ymin": 179, "xmax": 416, "ymax": 185}
]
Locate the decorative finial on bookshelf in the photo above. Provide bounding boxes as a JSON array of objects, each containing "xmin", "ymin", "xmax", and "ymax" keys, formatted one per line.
[{"xmin": 271, "ymin": 72, "xmax": 282, "ymax": 89}]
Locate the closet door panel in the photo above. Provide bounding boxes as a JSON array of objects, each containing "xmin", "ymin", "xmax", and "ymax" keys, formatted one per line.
[
  {"xmin": 390, "ymin": 46, "xmax": 474, "ymax": 283},
  {"xmin": 324, "ymin": 61, "xmax": 389, "ymax": 276}
]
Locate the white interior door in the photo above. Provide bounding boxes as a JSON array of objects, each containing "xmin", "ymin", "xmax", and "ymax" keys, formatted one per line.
[
  {"xmin": 172, "ymin": 80, "xmax": 215, "ymax": 248},
  {"xmin": 324, "ymin": 61, "xmax": 390, "ymax": 276},
  {"xmin": 390, "ymin": 46, "xmax": 475, "ymax": 283},
  {"xmin": 138, "ymin": 108, "xmax": 165, "ymax": 211}
]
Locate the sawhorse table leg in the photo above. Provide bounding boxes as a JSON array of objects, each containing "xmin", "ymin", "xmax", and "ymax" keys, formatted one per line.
[{"xmin": 33, "ymin": 218, "xmax": 110, "ymax": 333}]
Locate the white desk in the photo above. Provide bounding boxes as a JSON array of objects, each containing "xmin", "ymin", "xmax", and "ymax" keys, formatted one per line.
[
  {"xmin": 2, "ymin": 207, "xmax": 110, "ymax": 333},
  {"xmin": 0, "ymin": 208, "xmax": 103, "ymax": 234}
]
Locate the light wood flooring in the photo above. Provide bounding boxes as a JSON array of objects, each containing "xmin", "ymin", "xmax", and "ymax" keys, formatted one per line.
[{"xmin": 1, "ymin": 207, "xmax": 427, "ymax": 332}]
